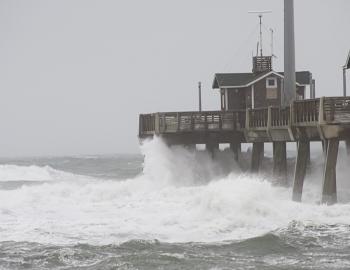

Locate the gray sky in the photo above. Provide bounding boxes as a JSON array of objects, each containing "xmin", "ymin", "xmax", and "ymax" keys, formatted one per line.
[{"xmin": 0, "ymin": 0, "xmax": 349, "ymax": 156}]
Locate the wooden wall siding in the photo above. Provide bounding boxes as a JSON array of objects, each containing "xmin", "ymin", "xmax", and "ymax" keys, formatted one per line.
[
  {"xmin": 225, "ymin": 75, "xmax": 305, "ymax": 110},
  {"xmin": 250, "ymin": 74, "xmax": 281, "ymax": 108},
  {"xmin": 227, "ymin": 89, "xmax": 246, "ymax": 110}
]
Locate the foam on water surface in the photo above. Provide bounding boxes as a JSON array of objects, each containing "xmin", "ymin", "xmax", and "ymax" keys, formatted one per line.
[{"xmin": 0, "ymin": 138, "xmax": 350, "ymax": 247}]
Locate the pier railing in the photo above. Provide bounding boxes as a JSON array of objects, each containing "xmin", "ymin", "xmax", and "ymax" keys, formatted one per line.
[
  {"xmin": 139, "ymin": 97, "xmax": 350, "ymax": 137},
  {"xmin": 293, "ymin": 98, "xmax": 320, "ymax": 125},
  {"xmin": 139, "ymin": 110, "xmax": 246, "ymax": 135},
  {"xmin": 323, "ymin": 97, "xmax": 350, "ymax": 124},
  {"xmin": 248, "ymin": 108, "xmax": 268, "ymax": 128},
  {"xmin": 270, "ymin": 106, "xmax": 290, "ymax": 127}
]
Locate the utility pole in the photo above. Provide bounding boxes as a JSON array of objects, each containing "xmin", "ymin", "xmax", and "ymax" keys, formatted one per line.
[
  {"xmin": 284, "ymin": 0, "xmax": 296, "ymax": 106},
  {"xmin": 198, "ymin": 81, "xmax": 202, "ymax": 112},
  {"xmin": 343, "ymin": 50, "xmax": 350, "ymax": 97},
  {"xmin": 343, "ymin": 66, "xmax": 347, "ymax": 97}
]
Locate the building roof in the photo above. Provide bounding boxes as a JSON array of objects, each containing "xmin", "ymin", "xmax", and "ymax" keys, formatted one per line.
[{"xmin": 212, "ymin": 70, "xmax": 312, "ymax": 89}]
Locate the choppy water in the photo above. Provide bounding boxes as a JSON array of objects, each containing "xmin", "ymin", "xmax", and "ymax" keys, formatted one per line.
[{"xmin": 1, "ymin": 139, "xmax": 350, "ymax": 269}]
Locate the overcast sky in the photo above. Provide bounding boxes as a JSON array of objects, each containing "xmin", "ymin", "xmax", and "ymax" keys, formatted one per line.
[{"xmin": 0, "ymin": 0, "xmax": 349, "ymax": 156}]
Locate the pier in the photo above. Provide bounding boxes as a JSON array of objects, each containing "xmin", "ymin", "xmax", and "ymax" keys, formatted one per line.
[{"xmin": 139, "ymin": 96, "xmax": 350, "ymax": 204}]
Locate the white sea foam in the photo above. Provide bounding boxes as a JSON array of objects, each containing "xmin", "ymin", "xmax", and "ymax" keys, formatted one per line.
[
  {"xmin": 0, "ymin": 138, "xmax": 350, "ymax": 245},
  {"xmin": 0, "ymin": 164, "xmax": 77, "ymax": 182}
]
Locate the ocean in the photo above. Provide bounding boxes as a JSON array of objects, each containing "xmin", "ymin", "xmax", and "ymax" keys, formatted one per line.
[{"xmin": 1, "ymin": 138, "xmax": 350, "ymax": 269}]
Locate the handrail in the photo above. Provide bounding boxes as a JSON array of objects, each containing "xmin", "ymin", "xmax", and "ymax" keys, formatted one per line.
[
  {"xmin": 139, "ymin": 110, "xmax": 246, "ymax": 134},
  {"xmin": 139, "ymin": 97, "xmax": 350, "ymax": 136},
  {"xmin": 270, "ymin": 106, "xmax": 290, "ymax": 127},
  {"xmin": 293, "ymin": 98, "xmax": 320, "ymax": 125},
  {"xmin": 248, "ymin": 108, "xmax": 269, "ymax": 128},
  {"xmin": 323, "ymin": 96, "xmax": 350, "ymax": 124}
]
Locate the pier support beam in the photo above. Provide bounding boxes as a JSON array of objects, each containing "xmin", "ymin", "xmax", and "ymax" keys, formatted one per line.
[
  {"xmin": 292, "ymin": 141, "xmax": 309, "ymax": 202},
  {"xmin": 230, "ymin": 141, "xmax": 241, "ymax": 162},
  {"xmin": 251, "ymin": 142, "xmax": 264, "ymax": 173},
  {"xmin": 346, "ymin": 139, "xmax": 350, "ymax": 156},
  {"xmin": 306, "ymin": 141, "xmax": 311, "ymax": 167},
  {"xmin": 273, "ymin": 142, "xmax": 287, "ymax": 185},
  {"xmin": 206, "ymin": 142, "xmax": 219, "ymax": 159},
  {"xmin": 321, "ymin": 139, "xmax": 339, "ymax": 205}
]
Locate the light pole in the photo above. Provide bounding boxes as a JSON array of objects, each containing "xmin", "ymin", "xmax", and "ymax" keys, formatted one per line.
[{"xmin": 343, "ymin": 50, "xmax": 350, "ymax": 97}]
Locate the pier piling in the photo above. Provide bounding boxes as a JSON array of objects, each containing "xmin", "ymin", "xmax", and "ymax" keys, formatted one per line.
[
  {"xmin": 251, "ymin": 142, "xmax": 264, "ymax": 173},
  {"xmin": 206, "ymin": 142, "xmax": 219, "ymax": 159},
  {"xmin": 321, "ymin": 139, "xmax": 339, "ymax": 205},
  {"xmin": 346, "ymin": 139, "xmax": 350, "ymax": 156},
  {"xmin": 273, "ymin": 141, "xmax": 287, "ymax": 185},
  {"xmin": 292, "ymin": 141, "xmax": 309, "ymax": 202},
  {"xmin": 230, "ymin": 141, "xmax": 241, "ymax": 162}
]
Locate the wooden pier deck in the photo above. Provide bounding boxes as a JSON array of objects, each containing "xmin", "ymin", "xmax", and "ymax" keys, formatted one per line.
[
  {"xmin": 139, "ymin": 96, "xmax": 350, "ymax": 204},
  {"xmin": 139, "ymin": 97, "xmax": 350, "ymax": 143}
]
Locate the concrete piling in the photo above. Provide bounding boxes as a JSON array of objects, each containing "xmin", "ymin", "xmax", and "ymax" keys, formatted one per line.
[
  {"xmin": 292, "ymin": 141, "xmax": 309, "ymax": 202},
  {"xmin": 206, "ymin": 141, "xmax": 219, "ymax": 159},
  {"xmin": 346, "ymin": 139, "xmax": 350, "ymax": 156},
  {"xmin": 251, "ymin": 142, "xmax": 264, "ymax": 173},
  {"xmin": 321, "ymin": 138, "xmax": 339, "ymax": 205},
  {"xmin": 230, "ymin": 141, "xmax": 241, "ymax": 162},
  {"xmin": 273, "ymin": 141, "xmax": 287, "ymax": 185}
]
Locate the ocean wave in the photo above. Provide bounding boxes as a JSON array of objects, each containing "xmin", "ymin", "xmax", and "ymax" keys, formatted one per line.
[
  {"xmin": 0, "ymin": 164, "xmax": 80, "ymax": 182},
  {"xmin": 0, "ymin": 139, "xmax": 350, "ymax": 246}
]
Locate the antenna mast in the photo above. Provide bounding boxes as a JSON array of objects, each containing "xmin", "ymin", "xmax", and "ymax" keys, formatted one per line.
[
  {"xmin": 270, "ymin": 28, "xmax": 274, "ymax": 57},
  {"xmin": 248, "ymin": 10, "xmax": 272, "ymax": 57},
  {"xmin": 259, "ymin": 14, "xmax": 263, "ymax": 57}
]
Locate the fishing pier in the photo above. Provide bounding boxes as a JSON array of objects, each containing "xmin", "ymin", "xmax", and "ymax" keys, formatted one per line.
[
  {"xmin": 139, "ymin": 97, "xmax": 350, "ymax": 204},
  {"xmin": 138, "ymin": 0, "xmax": 350, "ymax": 205}
]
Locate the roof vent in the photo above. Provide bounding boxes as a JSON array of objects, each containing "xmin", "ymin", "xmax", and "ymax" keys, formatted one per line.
[{"xmin": 252, "ymin": 56, "xmax": 272, "ymax": 74}]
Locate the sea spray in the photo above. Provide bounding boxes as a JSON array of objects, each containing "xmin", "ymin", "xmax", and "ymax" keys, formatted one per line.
[{"xmin": 0, "ymin": 139, "xmax": 349, "ymax": 246}]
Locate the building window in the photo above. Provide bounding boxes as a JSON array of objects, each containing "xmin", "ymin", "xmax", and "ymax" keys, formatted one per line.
[{"xmin": 266, "ymin": 77, "xmax": 277, "ymax": 88}]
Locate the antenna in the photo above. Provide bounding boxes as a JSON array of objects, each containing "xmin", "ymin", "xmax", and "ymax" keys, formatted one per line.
[
  {"xmin": 270, "ymin": 28, "xmax": 276, "ymax": 58},
  {"xmin": 248, "ymin": 10, "xmax": 272, "ymax": 57}
]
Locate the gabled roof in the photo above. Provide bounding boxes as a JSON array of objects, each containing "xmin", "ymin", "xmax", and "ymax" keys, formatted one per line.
[{"xmin": 213, "ymin": 70, "xmax": 312, "ymax": 89}]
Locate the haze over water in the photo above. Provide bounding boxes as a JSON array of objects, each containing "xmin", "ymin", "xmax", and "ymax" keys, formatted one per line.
[{"xmin": 0, "ymin": 138, "xmax": 350, "ymax": 269}]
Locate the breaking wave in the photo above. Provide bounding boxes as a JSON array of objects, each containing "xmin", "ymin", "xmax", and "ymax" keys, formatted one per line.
[
  {"xmin": 0, "ymin": 138, "xmax": 350, "ymax": 246},
  {"xmin": 0, "ymin": 164, "xmax": 79, "ymax": 182}
]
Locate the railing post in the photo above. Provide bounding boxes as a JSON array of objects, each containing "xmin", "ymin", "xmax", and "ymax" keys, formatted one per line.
[
  {"xmin": 190, "ymin": 113, "xmax": 194, "ymax": 131},
  {"xmin": 155, "ymin": 113, "xmax": 160, "ymax": 135},
  {"xmin": 177, "ymin": 112, "xmax": 180, "ymax": 131},
  {"xmin": 329, "ymin": 98, "xmax": 335, "ymax": 121},
  {"xmin": 287, "ymin": 101, "xmax": 295, "ymax": 141},
  {"xmin": 245, "ymin": 108, "xmax": 250, "ymax": 130},
  {"xmin": 267, "ymin": 106, "xmax": 272, "ymax": 139},
  {"xmin": 318, "ymin": 97, "xmax": 325, "ymax": 125},
  {"xmin": 290, "ymin": 101, "xmax": 295, "ymax": 126},
  {"xmin": 204, "ymin": 112, "xmax": 208, "ymax": 131},
  {"xmin": 139, "ymin": 114, "xmax": 143, "ymax": 136},
  {"xmin": 219, "ymin": 113, "xmax": 222, "ymax": 130},
  {"xmin": 233, "ymin": 112, "xmax": 236, "ymax": 131}
]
